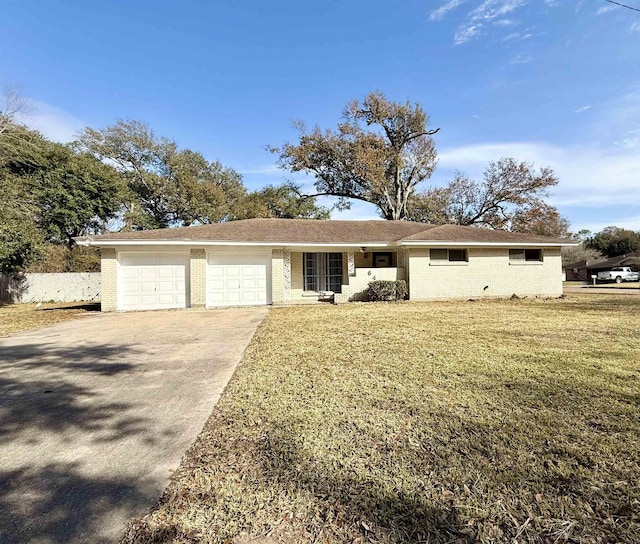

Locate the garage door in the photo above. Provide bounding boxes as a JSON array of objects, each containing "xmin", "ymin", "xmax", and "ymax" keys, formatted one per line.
[
  {"xmin": 207, "ymin": 254, "xmax": 270, "ymax": 307},
  {"xmin": 119, "ymin": 253, "xmax": 189, "ymax": 311}
]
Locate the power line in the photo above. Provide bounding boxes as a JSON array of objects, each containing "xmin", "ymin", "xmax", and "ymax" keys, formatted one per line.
[{"xmin": 605, "ymin": 0, "xmax": 640, "ymax": 12}]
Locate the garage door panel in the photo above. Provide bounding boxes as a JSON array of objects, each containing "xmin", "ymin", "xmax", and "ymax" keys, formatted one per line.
[
  {"xmin": 207, "ymin": 255, "xmax": 270, "ymax": 307},
  {"xmin": 209, "ymin": 292, "xmax": 225, "ymax": 303},
  {"xmin": 118, "ymin": 254, "xmax": 189, "ymax": 311}
]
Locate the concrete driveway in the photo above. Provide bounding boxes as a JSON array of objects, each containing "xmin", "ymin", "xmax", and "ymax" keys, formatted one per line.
[{"xmin": 0, "ymin": 307, "xmax": 268, "ymax": 544}]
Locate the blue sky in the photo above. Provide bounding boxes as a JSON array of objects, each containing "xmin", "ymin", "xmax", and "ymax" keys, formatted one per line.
[{"xmin": 1, "ymin": 0, "xmax": 639, "ymax": 232}]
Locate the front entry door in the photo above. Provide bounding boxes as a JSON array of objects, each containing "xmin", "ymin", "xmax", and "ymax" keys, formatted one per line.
[{"xmin": 373, "ymin": 252, "xmax": 392, "ymax": 267}]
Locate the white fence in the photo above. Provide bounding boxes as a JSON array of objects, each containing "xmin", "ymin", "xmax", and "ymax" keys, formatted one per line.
[{"xmin": 0, "ymin": 273, "xmax": 101, "ymax": 304}]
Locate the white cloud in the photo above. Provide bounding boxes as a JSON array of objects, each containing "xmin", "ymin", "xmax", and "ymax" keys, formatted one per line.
[
  {"xmin": 631, "ymin": 21, "xmax": 640, "ymax": 33},
  {"xmin": 614, "ymin": 137, "xmax": 638, "ymax": 149},
  {"xmin": 584, "ymin": 214, "xmax": 640, "ymax": 233},
  {"xmin": 596, "ymin": 5, "xmax": 616, "ymax": 14},
  {"xmin": 574, "ymin": 105, "xmax": 592, "ymax": 113},
  {"xmin": 436, "ymin": 141, "xmax": 640, "ymax": 212},
  {"xmin": 15, "ymin": 100, "xmax": 85, "ymax": 142},
  {"xmin": 240, "ymin": 164, "xmax": 282, "ymax": 176},
  {"xmin": 439, "ymin": 0, "xmax": 530, "ymax": 45},
  {"xmin": 430, "ymin": 0, "xmax": 469, "ymax": 21},
  {"xmin": 454, "ymin": 23, "xmax": 482, "ymax": 44},
  {"xmin": 510, "ymin": 53, "xmax": 533, "ymax": 63},
  {"xmin": 469, "ymin": 0, "xmax": 527, "ymax": 21}
]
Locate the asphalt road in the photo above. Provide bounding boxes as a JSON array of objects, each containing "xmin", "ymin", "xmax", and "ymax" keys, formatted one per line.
[{"xmin": 0, "ymin": 307, "xmax": 268, "ymax": 543}]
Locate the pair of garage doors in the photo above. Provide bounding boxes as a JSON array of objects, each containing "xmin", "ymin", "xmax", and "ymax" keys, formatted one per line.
[{"xmin": 118, "ymin": 253, "xmax": 270, "ymax": 311}]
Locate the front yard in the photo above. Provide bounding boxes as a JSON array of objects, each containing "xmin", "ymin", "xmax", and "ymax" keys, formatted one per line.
[
  {"xmin": 0, "ymin": 302, "xmax": 98, "ymax": 337},
  {"xmin": 122, "ymin": 294, "xmax": 640, "ymax": 544}
]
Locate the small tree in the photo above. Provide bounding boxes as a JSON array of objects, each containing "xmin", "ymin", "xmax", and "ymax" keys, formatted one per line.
[{"xmin": 407, "ymin": 158, "xmax": 568, "ymax": 234}]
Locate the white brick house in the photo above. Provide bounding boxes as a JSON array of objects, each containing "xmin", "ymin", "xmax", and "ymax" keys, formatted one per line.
[{"xmin": 76, "ymin": 219, "xmax": 576, "ymax": 312}]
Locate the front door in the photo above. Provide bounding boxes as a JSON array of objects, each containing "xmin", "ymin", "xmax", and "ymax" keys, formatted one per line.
[{"xmin": 373, "ymin": 252, "xmax": 392, "ymax": 268}]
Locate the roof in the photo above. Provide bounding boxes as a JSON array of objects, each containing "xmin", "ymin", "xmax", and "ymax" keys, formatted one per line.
[
  {"xmin": 400, "ymin": 223, "xmax": 570, "ymax": 244},
  {"xmin": 79, "ymin": 218, "xmax": 575, "ymax": 247},
  {"xmin": 565, "ymin": 252, "xmax": 640, "ymax": 270}
]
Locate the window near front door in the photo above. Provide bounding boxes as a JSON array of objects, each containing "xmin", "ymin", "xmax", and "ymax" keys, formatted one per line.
[
  {"xmin": 509, "ymin": 249, "xmax": 543, "ymax": 262},
  {"xmin": 373, "ymin": 252, "xmax": 393, "ymax": 267},
  {"xmin": 304, "ymin": 253, "xmax": 343, "ymax": 293},
  {"xmin": 430, "ymin": 248, "xmax": 468, "ymax": 262}
]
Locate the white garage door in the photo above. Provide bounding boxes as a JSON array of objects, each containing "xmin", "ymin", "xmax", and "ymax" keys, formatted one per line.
[
  {"xmin": 207, "ymin": 254, "xmax": 270, "ymax": 307},
  {"xmin": 119, "ymin": 253, "xmax": 189, "ymax": 311}
]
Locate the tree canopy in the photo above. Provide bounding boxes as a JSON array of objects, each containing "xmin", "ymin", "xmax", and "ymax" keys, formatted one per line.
[
  {"xmin": 236, "ymin": 183, "xmax": 330, "ymax": 220},
  {"xmin": 269, "ymin": 91, "xmax": 439, "ymax": 220},
  {"xmin": 0, "ymin": 119, "xmax": 124, "ymax": 272},
  {"xmin": 78, "ymin": 120, "xmax": 248, "ymax": 230},
  {"xmin": 0, "ymin": 110, "xmax": 330, "ymax": 274},
  {"xmin": 406, "ymin": 158, "xmax": 569, "ymax": 236},
  {"xmin": 584, "ymin": 226, "xmax": 640, "ymax": 257}
]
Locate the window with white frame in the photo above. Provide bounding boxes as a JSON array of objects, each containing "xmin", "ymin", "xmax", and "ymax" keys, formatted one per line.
[
  {"xmin": 430, "ymin": 248, "xmax": 468, "ymax": 262},
  {"xmin": 509, "ymin": 249, "xmax": 543, "ymax": 262},
  {"xmin": 304, "ymin": 253, "xmax": 343, "ymax": 293}
]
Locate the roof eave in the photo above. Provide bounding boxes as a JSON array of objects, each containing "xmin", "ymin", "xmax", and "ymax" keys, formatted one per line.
[
  {"xmin": 400, "ymin": 240, "xmax": 578, "ymax": 247},
  {"xmin": 76, "ymin": 239, "xmax": 395, "ymax": 248}
]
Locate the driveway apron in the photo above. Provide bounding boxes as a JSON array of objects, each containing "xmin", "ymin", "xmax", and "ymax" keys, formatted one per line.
[{"xmin": 0, "ymin": 307, "xmax": 268, "ymax": 543}]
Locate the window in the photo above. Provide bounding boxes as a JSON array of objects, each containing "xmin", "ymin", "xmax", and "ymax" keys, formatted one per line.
[
  {"xmin": 304, "ymin": 253, "xmax": 343, "ymax": 293},
  {"xmin": 509, "ymin": 249, "xmax": 543, "ymax": 262},
  {"xmin": 430, "ymin": 248, "xmax": 468, "ymax": 263}
]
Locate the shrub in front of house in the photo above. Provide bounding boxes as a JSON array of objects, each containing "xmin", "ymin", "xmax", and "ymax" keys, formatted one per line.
[{"xmin": 364, "ymin": 280, "xmax": 408, "ymax": 302}]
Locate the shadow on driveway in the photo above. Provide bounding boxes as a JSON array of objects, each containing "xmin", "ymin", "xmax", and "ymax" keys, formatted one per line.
[
  {"xmin": 0, "ymin": 342, "xmax": 158, "ymax": 543},
  {"xmin": 0, "ymin": 308, "xmax": 267, "ymax": 543}
]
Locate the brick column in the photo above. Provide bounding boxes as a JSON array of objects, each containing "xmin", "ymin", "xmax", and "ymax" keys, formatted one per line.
[
  {"xmin": 190, "ymin": 248, "xmax": 207, "ymax": 308},
  {"xmin": 271, "ymin": 249, "xmax": 284, "ymax": 304},
  {"xmin": 100, "ymin": 248, "xmax": 117, "ymax": 312}
]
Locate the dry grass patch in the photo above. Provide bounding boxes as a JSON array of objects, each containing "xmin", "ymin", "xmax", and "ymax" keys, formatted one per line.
[
  {"xmin": 121, "ymin": 294, "xmax": 640, "ymax": 543},
  {"xmin": 0, "ymin": 302, "xmax": 98, "ymax": 337}
]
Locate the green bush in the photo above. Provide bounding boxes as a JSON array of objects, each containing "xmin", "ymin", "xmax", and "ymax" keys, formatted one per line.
[{"xmin": 364, "ymin": 279, "xmax": 408, "ymax": 302}]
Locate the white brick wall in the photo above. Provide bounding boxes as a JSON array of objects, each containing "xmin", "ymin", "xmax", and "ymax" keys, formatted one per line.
[
  {"xmin": 189, "ymin": 248, "xmax": 207, "ymax": 307},
  {"xmin": 408, "ymin": 247, "xmax": 562, "ymax": 300},
  {"xmin": 100, "ymin": 248, "xmax": 117, "ymax": 311}
]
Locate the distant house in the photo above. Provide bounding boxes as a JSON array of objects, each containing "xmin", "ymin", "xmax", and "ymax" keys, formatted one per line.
[
  {"xmin": 564, "ymin": 252, "xmax": 640, "ymax": 282},
  {"xmin": 76, "ymin": 219, "xmax": 576, "ymax": 312}
]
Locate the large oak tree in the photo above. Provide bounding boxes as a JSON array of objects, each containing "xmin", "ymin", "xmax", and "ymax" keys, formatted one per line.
[
  {"xmin": 78, "ymin": 120, "xmax": 247, "ymax": 229},
  {"xmin": 269, "ymin": 91, "xmax": 439, "ymax": 220},
  {"xmin": 0, "ymin": 118, "xmax": 123, "ymax": 273}
]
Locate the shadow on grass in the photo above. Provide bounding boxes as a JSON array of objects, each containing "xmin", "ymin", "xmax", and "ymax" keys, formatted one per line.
[
  {"xmin": 0, "ymin": 342, "xmax": 158, "ymax": 542},
  {"xmin": 255, "ymin": 427, "xmax": 471, "ymax": 543}
]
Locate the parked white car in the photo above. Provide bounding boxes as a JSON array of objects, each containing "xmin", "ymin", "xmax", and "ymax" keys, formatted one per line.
[{"xmin": 596, "ymin": 267, "xmax": 639, "ymax": 283}]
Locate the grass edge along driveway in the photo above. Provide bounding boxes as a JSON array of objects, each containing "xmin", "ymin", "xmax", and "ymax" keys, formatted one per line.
[
  {"xmin": 0, "ymin": 302, "xmax": 98, "ymax": 337},
  {"xmin": 121, "ymin": 294, "xmax": 640, "ymax": 544}
]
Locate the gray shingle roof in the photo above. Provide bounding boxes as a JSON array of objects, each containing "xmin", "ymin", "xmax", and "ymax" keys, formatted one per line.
[{"xmin": 80, "ymin": 218, "xmax": 573, "ymax": 245}]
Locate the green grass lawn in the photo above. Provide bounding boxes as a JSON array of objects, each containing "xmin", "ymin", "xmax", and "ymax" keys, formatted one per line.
[{"xmin": 121, "ymin": 294, "xmax": 640, "ymax": 544}]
